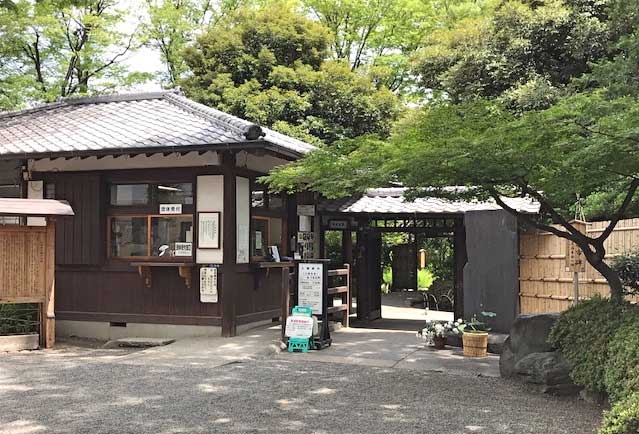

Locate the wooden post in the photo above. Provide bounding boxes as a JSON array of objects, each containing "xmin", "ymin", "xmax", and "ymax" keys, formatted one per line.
[
  {"xmin": 572, "ymin": 271, "xmax": 579, "ymax": 306},
  {"xmin": 344, "ymin": 263, "xmax": 350, "ymax": 328},
  {"xmin": 221, "ymin": 151, "xmax": 238, "ymax": 337},
  {"xmin": 280, "ymin": 267, "xmax": 290, "ymax": 341},
  {"xmin": 43, "ymin": 220, "xmax": 56, "ymax": 349}
]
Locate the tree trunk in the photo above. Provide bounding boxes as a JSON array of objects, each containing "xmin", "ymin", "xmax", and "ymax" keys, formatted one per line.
[{"xmin": 588, "ymin": 254, "xmax": 624, "ymax": 304}]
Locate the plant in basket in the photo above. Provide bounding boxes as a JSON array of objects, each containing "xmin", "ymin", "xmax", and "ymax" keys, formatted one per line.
[
  {"xmin": 456, "ymin": 311, "xmax": 496, "ymax": 357},
  {"xmin": 417, "ymin": 319, "xmax": 460, "ymax": 350}
]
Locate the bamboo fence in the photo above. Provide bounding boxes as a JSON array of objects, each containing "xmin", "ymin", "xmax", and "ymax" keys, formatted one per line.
[
  {"xmin": 0, "ymin": 224, "xmax": 56, "ymax": 347},
  {"xmin": 519, "ymin": 218, "xmax": 639, "ymax": 314}
]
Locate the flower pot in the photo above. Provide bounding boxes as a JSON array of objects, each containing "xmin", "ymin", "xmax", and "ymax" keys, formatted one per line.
[
  {"xmin": 433, "ymin": 336, "xmax": 447, "ymax": 350},
  {"xmin": 462, "ymin": 331, "xmax": 488, "ymax": 357}
]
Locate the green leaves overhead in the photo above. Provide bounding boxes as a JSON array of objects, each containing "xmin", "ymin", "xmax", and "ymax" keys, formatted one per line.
[
  {"xmin": 181, "ymin": 3, "xmax": 400, "ymax": 144},
  {"xmin": 0, "ymin": 0, "xmax": 148, "ymax": 109}
]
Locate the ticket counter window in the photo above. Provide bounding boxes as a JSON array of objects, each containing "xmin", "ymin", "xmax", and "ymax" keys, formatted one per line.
[
  {"xmin": 108, "ymin": 182, "xmax": 194, "ymax": 260},
  {"xmin": 250, "ymin": 216, "xmax": 282, "ymax": 260}
]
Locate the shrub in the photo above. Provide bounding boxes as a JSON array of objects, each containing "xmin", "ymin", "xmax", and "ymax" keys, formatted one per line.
[
  {"xmin": 611, "ymin": 251, "xmax": 639, "ymax": 297},
  {"xmin": 604, "ymin": 308, "xmax": 639, "ymax": 402},
  {"xmin": 599, "ymin": 392, "xmax": 639, "ymax": 434},
  {"xmin": 417, "ymin": 268, "xmax": 434, "ymax": 290},
  {"xmin": 548, "ymin": 296, "xmax": 627, "ymax": 394},
  {"xmin": 0, "ymin": 303, "xmax": 39, "ymax": 335}
]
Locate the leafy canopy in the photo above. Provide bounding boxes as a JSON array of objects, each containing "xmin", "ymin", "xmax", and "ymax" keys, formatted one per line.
[
  {"xmin": 413, "ymin": 0, "xmax": 612, "ymax": 110},
  {"xmin": 181, "ymin": 2, "xmax": 400, "ymax": 143},
  {"xmin": 0, "ymin": 0, "xmax": 148, "ymax": 109}
]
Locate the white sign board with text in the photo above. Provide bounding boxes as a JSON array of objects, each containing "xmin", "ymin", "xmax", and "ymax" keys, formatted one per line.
[
  {"xmin": 285, "ymin": 316, "xmax": 314, "ymax": 339},
  {"xmin": 298, "ymin": 263, "xmax": 324, "ymax": 315},
  {"xmin": 200, "ymin": 267, "xmax": 218, "ymax": 303}
]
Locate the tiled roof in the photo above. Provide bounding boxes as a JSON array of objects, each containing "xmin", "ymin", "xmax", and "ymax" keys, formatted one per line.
[
  {"xmin": 318, "ymin": 188, "xmax": 540, "ymax": 214},
  {"xmin": 0, "ymin": 199, "xmax": 74, "ymax": 216},
  {"xmin": 0, "ymin": 91, "xmax": 315, "ymax": 159}
]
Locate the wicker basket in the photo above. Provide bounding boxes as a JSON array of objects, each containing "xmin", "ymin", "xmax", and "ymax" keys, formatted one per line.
[{"xmin": 462, "ymin": 331, "xmax": 488, "ymax": 357}]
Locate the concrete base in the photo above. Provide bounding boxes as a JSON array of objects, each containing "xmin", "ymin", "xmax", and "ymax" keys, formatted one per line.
[
  {"xmin": 57, "ymin": 320, "xmax": 222, "ymax": 340},
  {"xmin": 0, "ymin": 334, "xmax": 39, "ymax": 352}
]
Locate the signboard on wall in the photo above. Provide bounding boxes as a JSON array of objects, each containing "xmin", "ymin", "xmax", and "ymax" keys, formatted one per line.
[
  {"xmin": 298, "ymin": 262, "xmax": 323, "ymax": 314},
  {"xmin": 297, "ymin": 231, "xmax": 315, "ymax": 259},
  {"xmin": 174, "ymin": 242, "xmax": 192, "ymax": 257},
  {"xmin": 328, "ymin": 220, "xmax": 349, "ymax": 230},
  {"xmin": 160, "ymin": 204, "xmax": 182, "ymax": 215},
  {"xmin": 198, "ymin": 212, "xmax": 220, "ymax": 249},
  {"xmin": 200, "ymin": 266, "xmax": 218, "ymax": 303},
  {"xmin": 297, "ymin": 205, "xmax": 315, "ymax": 216}
]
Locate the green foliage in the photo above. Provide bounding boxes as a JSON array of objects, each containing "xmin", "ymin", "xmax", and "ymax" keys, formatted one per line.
[
  {"xmin": 417, "ymin": 268, "xmax": 434, "ymax": 290},
  {"xmin": 142, "ymin": 0, "xmax": 245, "ymax": 86},
  {"xmin": 412, "ymin": 0, "xmax": 612, "ymax": 110},
  {"xmin": 181, "ymin": 2, "xmax": 400, "ymax": 144},
  {"xmin": 323, "ymin": 230, "xmax": 343, "ymax": 265},
  {"xmin": 382, "ymin": 266, "xmax": 392, "ymax": 292},
  {"xmin": 611, "ymin": 251, "xmax": 639, "ymax": 297},
  {"xmin": 0, "ymin": 0, "xmax": 148, "ymax": 109},
  {"xmin": 604, "ymin": 308, "xmax": 639, "ymax": 402},
  {"xmin": 0, "ymin": 304, "xmax": 38, "ymax": 335},
  {"xmin": 548, "ymin": 297, "xmax": 628, "ymax": 394},
  {"xmin": 599, "ymin": 392, "xmax": 639, "ymax": 434},
  {"xmin": 421, "ymin": 237, "xmax": 454, "ymax": 282}
]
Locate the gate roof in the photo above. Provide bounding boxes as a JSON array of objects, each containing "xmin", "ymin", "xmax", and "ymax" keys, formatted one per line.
[{"xmin": 318, "ymin": 188, "xmax": 540, "ymax": 215}]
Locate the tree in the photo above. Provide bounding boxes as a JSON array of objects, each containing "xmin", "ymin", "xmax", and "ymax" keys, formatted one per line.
[
  {"xmin": 266, "ymin": 0, "xmax": 639, "ymax": 303},
  {"xmin": 181, "ymin": 2, "xmax": 400, "ymax": 143},
  {"xmin": 412, "ymin": 0, "xmax": 612, "ymax": 109},
  {"xmin": 303, "ymin": 0, "xmax": 497, "ymax": 94},
  {"xmin": 142, "ymin": 0, "xmax": 249, "ymax": 86},
  {"xmin": 0, "ymin": 0, "xmax": 147, "ymax": 109},
  {"xmin": 268, "ymin": 93, "xmax": 639, "ymax": 302}
]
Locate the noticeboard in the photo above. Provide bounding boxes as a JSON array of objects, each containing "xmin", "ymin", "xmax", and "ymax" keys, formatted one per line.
[
  {"xmin": 297, "ymin": 262, "xmax": 324, "ymax": 315},
  {"xmin": 285, "ymin": 316, "xmax": 314, "ymax": 339},
  {"xmin": 200, "ymin": 266, "xmax": 218, "ymax": 303}
]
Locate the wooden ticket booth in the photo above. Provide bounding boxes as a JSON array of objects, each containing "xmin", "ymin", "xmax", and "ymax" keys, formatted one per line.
[{"xmin": 0, "ymin": 199, "xmax": 74, "ymax": 349}]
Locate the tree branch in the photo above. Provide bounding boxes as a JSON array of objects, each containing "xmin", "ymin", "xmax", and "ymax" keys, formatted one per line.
[
  {"xmin": 597, "ymin": 178, "xmax": 639, "ymax": 242},
  {"xmin": 488, "ymin": 189, "xmax": 574, "ymax": 240}
]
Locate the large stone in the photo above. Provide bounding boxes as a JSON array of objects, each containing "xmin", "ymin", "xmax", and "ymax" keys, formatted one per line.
[
  {"xmin": 509, "ymin": 313, "xmax": 560, "ymax": 355},
  {"xmin": 499, "ymin": 313, "xmax": 560, "ymax": 378},
  {"xmin": 514, "ymin": 351, "xmax": 572, "ymax": 385},
  {"xmin": 514, "ymin": 351, "xmax": 579, "ymax": 395}
]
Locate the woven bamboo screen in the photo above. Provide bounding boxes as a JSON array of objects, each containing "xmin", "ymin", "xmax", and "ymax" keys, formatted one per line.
[
  {"xmin": 519, "ymin": 218, "xmax": 639, "ymax": 314},
  {"xmin": 0, "ymin": 226, "xmax": 48, "ymax": 304}
]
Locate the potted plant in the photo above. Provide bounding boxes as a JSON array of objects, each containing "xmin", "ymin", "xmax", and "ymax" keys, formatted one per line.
[
  {"xmin": 417, "ymin": 319, "xmax": 460, "ymax": 350},
  {"xmin": 456, "ymin": 312, "xmax": 496, "ymax": 357}
]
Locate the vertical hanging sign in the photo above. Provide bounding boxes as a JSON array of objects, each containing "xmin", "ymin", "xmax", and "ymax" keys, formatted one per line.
[
  {"xmin": 297, "ymin": 262, "xmax": 323, "ymax": 315},
  {"xmin": 200, "ymin": 266, "xmax": 218, "ymax": 303}
]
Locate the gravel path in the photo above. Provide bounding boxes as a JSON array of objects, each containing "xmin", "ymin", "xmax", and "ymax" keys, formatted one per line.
[{"xmin": 0, "ymin": 349, "xmax": 602, "ymax": 434}]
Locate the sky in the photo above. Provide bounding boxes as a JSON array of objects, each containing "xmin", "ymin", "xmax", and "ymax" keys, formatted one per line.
[{"xmin": 119, "ymin": 0, "xmax": 165, "ymax": 92}]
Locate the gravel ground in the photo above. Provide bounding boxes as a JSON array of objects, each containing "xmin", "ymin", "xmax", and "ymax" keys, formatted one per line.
[{"xmin": 0, "ymin": 349, "xmax": 602, "ymax": 434}]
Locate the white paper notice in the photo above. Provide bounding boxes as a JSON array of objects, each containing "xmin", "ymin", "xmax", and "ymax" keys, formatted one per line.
[
  {"xmin": 237, "ymin": 223, "xmax": 249, "ymax": 263},
  {"xmin": 200, "ymin": 267, "xmax": 218, "ymax": 303},
  {"xmin": 298, "ymin": 263, "xmax": 323, "ymax": 315}
]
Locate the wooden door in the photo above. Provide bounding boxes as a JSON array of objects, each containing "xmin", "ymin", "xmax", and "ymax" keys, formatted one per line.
[
  {"xmin": 392, "ymin": 243, "xmax": 417, "ymax": 291},
  {"xmin": 355, "ymin": 230, "xmax": 382, "ymax": 321}
]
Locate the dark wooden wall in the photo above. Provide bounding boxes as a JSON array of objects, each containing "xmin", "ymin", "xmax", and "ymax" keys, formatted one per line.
[
  {"xmin": 32, "ymin": 166, "xmax": 288, "ymax": 331},
  {"xmin": 56, "ymin": 266, "xmax": 221, "ymax": 325},
  {"xmin": 53, "ymin": 173, "xmax": 103, "ymax": 265}
]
